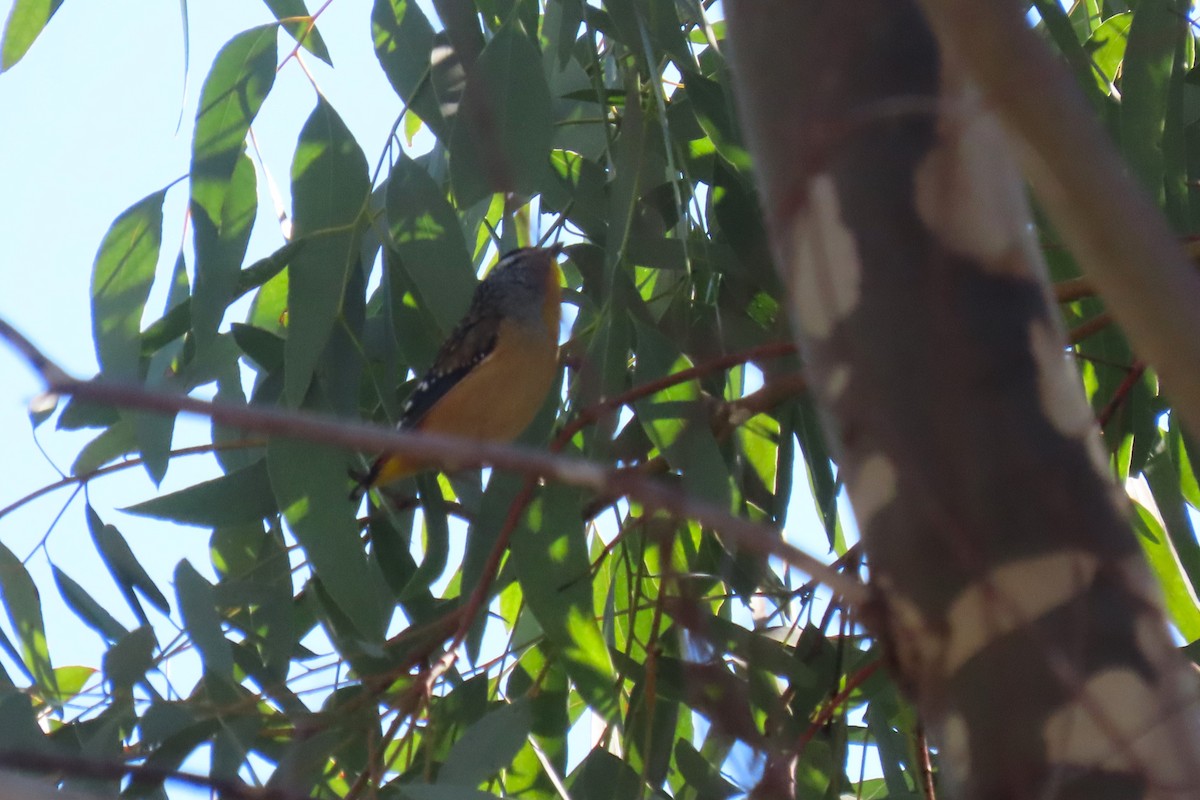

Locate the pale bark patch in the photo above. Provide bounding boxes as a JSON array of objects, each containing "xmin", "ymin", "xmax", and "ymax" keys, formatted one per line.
[
  {"xmin": 913, "ymin": 108, "xmax": 1032, "ymax": 272},
  {"xmin": 879, "ymin": 585, "xmax": 944, "ymax": 687},
  {"xmin": 791, "ymin": 174, "xmax": 862, "ymax": 339},
  {"xmin": 1029, "ymin": 318, "xmax": 1094, "ymax": 439},
  {"xmin": 944, "ymin": 550, "xmax": 1099, "ymax": 675},
  {"xmin": 823, "ymin": 364, "xmax": 851, "ymax": 402},
  {"xmin": 940, "ymin": 713, "xmax": 971, "ymax": 788},
  {"xmin": 848, "ymin": 453, "xmax": 897, "ymax": 532},
  {"xmin": 1043, "ymin": 668, "xmax": 1188, "ymax": 786}
]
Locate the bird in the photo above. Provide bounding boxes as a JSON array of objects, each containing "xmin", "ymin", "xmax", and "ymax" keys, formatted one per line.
[{"xmin": 351, "ymin": 244, "xmax": 565, "ymax": 499}]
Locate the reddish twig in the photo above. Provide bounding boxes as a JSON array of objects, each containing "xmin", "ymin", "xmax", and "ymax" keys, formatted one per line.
[
  {"xmin": 1067, "ymin": 311, "xmax": 1112, "ymax": 344},
  {"xmin": 425, "ymin": 343, "xmax": 807, "ymax": 688},
  {"xmin": 1, "ymin": 318, "xmax": 864, "ymax": 602},
  {"xmin": 915, "ymin": 717, "xmax": 937, "ymax": 799},
  {"xmin": 1098, "ymin": 360, "xmax": 1147, "ymax": 430},
  {"xmin": 276, "ymin": 0, "xmax": 335, "ymax": 70},
  {"xmin": 795, "ymin": 659, "xmax": 882, "ymax": 754}
]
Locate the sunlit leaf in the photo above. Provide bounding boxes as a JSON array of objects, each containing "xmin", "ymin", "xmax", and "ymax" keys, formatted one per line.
[
  {"xmin": 262, "ymin": 0, "xmax": 331, "ymax": 63},
  {"xmin": 91, "ymin": 189, "xmax": 168, "ymax": 381},
  {"xmin": 285, "ymin": 97, "xmax": 370, "ymax": 404},
  {"xmin": 0, "ymin": 542, "xmax": 56, "ymax": 700},
  {"xmin": 0, "ymin": 0, "xmax": 63, "ymax": 71},
  {"xmin": 511, "ymin": 484, "xmax": 618, "ymax": 723},
  {"xmin": 267, "ymin": 438, "xmax": 390, "ymax": 640}
]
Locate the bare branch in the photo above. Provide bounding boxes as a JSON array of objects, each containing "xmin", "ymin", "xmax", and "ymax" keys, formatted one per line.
[{"xmin": 0, "ymin": 316, "xmax": 866, "ymax": 605}]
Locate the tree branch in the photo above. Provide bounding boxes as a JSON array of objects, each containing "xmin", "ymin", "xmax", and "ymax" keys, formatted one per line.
[{"xmin": 0, "ymin": 317, "xmax": 866, "ymax": 606}]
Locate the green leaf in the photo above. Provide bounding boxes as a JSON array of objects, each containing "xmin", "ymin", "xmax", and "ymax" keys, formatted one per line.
[
  {"xmin": 0, "ymin": 542, "xmax": 56, "ymax": 700},
  {"xmin": 91, "ymin": 188, "xmax": 168, "ymax": 380},
  {"xmin": 191, "ymin": 24, "xmax": 275, "ymax": 347},
  {"xmin": 441, "ymin": 699, "xmax": 532, "ymax": 785},
  {"xmin": 568, "ymin": 749, "xmax": 643, "ymax": 800},
  {"xmin": 1086, "ymin": 13, "xmax": 1132, "ymax": 95},
  {"xmin": 285, "ymin": 97, "xmax": 370, "ymax": 404},
  {"xmin": 372, "ymin": 0, "xmax": 444, "ymax": 135},
  {"xmin": 175, "ymin": 561, "xmax": 234, "ymax": 679},
  {"xmin": 86, "ymin": 505, "xmax": 171, "ymax": 625},
  {"xmin": 1120, "ymin": 0, "xmax": 1186, "ymax": 203},
  {"xmin": 70, "ymin": 419, "xmax": 138, "ymax": 476},
  {"xmin": 261, "ymin": 0, "xmax": 331, "ymax": 63},
  {"xmin": 510, "ymin": 484, "xmax": 618, "ymax": 723},
  {"xmin": 0, "ymin": 691, "xmax": 46, "ymax": 754},
  {"xmin": 1131, "ymin": 498, "xmax": 1200, "ymax": 642},
  {"xmin": 133, "ymin": 252, "xmax": 192, "ymax": 484},
  {"xmin": 192, "ymin": 152, "xmax": 259, "ymax": 350},
  {"xmin": 1145, "ymin": 441, "xmax": 1200, "ymax": 593},
  {"xmin": 0, "ymin": 0, "xmax": 63, "ymax": 71},
  {"xmin": 43, "ymin": 665, "xmax": 96, "ymax": 707},
  {"xmin": 267, "ymin": 438, "xmax": 390, "ymax": 640},
  {"xmin": 123, "ymin": 459, "xmax": 277, "ymax": 527},
  {"xmin": 385, "ymin": 155, "xmax": 477, "ymax": 335},
  {"xmin": 53, "ymin": 567, "xmax": 128, "ymax": 644},
  {"xmin": 675, "ymin": 738, "xmax": 739, "ymax": 799},
  {"xmin": 606, "ymin": 78, "xmax": 647, "ymax": 278},
  {"xmin": 449, "ymin": 18, "xmax": 554, "ymax": 205},
  {"xmin": 633, "ymin": 320, "xmax": 731, "ymax": 508},
  {"xmin": 1030, "ymin": 0, "xmax": 1108, "ymax": 108},
  {"xmin": 102, "ymin": 626, "xmax": 157, "ymax": 691}
]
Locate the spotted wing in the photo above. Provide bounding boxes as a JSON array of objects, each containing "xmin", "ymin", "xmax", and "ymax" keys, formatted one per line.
[{"xmin": 397, "ymin": 305, "xmax": 501, "ymax": 429}]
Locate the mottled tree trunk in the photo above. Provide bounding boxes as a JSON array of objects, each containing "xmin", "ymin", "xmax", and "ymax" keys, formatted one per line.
[{"xmin": 726, "ymin": 2, "xmax": 1200, "ymax": 798}]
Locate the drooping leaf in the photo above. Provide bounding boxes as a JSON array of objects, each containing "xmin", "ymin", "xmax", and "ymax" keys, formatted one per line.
[
  {"xmin": 449, "ymin": 18, "xmax": 554, "ymax": 205},
  {"xmin": 440, "ymin": 699, "xmax": 532, "ymax": 786},
  {"xmin": 70, "ymin": 419, "xmax": 138, "ymax": 476},
  {"xmin": 284, "ymin": 98, "xmax": 370, "ymax": 405},
  {"xmin": 1121, "ymin": 0, "xmax": 1187, "ymax": 203},
  {"xmin": 261, "ymin": 0, "xmax": 331, "ymax": 63},
  {"xmin": 372, "ymin": 0, "xmax": 444, "ymax": 135},
  {"xmin": 90, "ymin": 189, "xmax": 168, "ymax": 381},
  {"xmin": 385, "ymin": 155, "xmax": 477, "ymax": 334},
  {"xmin": 175, "ymin": 561, "xmax": 234, "ymax": 680},
  {"xmin": 53, "ymin": 567, "xmax": 128, "ymax": 644},
  {"xmin": 123, "ymin": 459, "xmax": 277, "ymax": 527},
  {"xmin": 86, "ymin": 505, "xmax": 171, "ymax": 625},
  {"xmin": 510, "ymin": 484, "xmax": 618, "ymax": 723},
  {"xmin": 0, "ymin": 542, "xmax": 56, "ymax": 700},
  {"xmin": 267, "ymin": 438, "xmax": 390, "ymax": 640},
  {"xmin": 0, "ymin": 0, "xmax": 63, "ymax": 71},
  {"xmin": 1131, "ymin": 498, "xmax": 1200, "ymax": 642},
  {"xmin": 191, "ymin": 23, "xmax": 275, "ymax": 348}
]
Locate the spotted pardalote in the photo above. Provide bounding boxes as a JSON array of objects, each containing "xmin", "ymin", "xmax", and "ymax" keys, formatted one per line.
[{"xmin": 352, "ymin": 245, "xmax": 564, "ymax": 498}]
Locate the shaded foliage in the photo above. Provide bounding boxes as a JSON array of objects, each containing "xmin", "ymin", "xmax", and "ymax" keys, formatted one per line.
[{"xmin": 2, "ymin": 1, "xmax": 1200, "ymax": 799}]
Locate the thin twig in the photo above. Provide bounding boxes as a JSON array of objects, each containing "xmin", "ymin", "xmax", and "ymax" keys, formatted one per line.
[
  {"xmin": 1067, "ymin": 311, "xmax": 1111, "ymax": 344},
  {"xmin": 0, "ymin": 440, "xmax": 264, "ymax": 522},
  {"xmin": 915, "ymin": 717, "xmax": 937, "ymax": 799},
  {"xmin": 795, "ymin": 659, "xmax": 882, "ymax": 754},
  {"xmin": 1098, "ymin": 360, "xmax": 1147, "ymax": 430}
]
